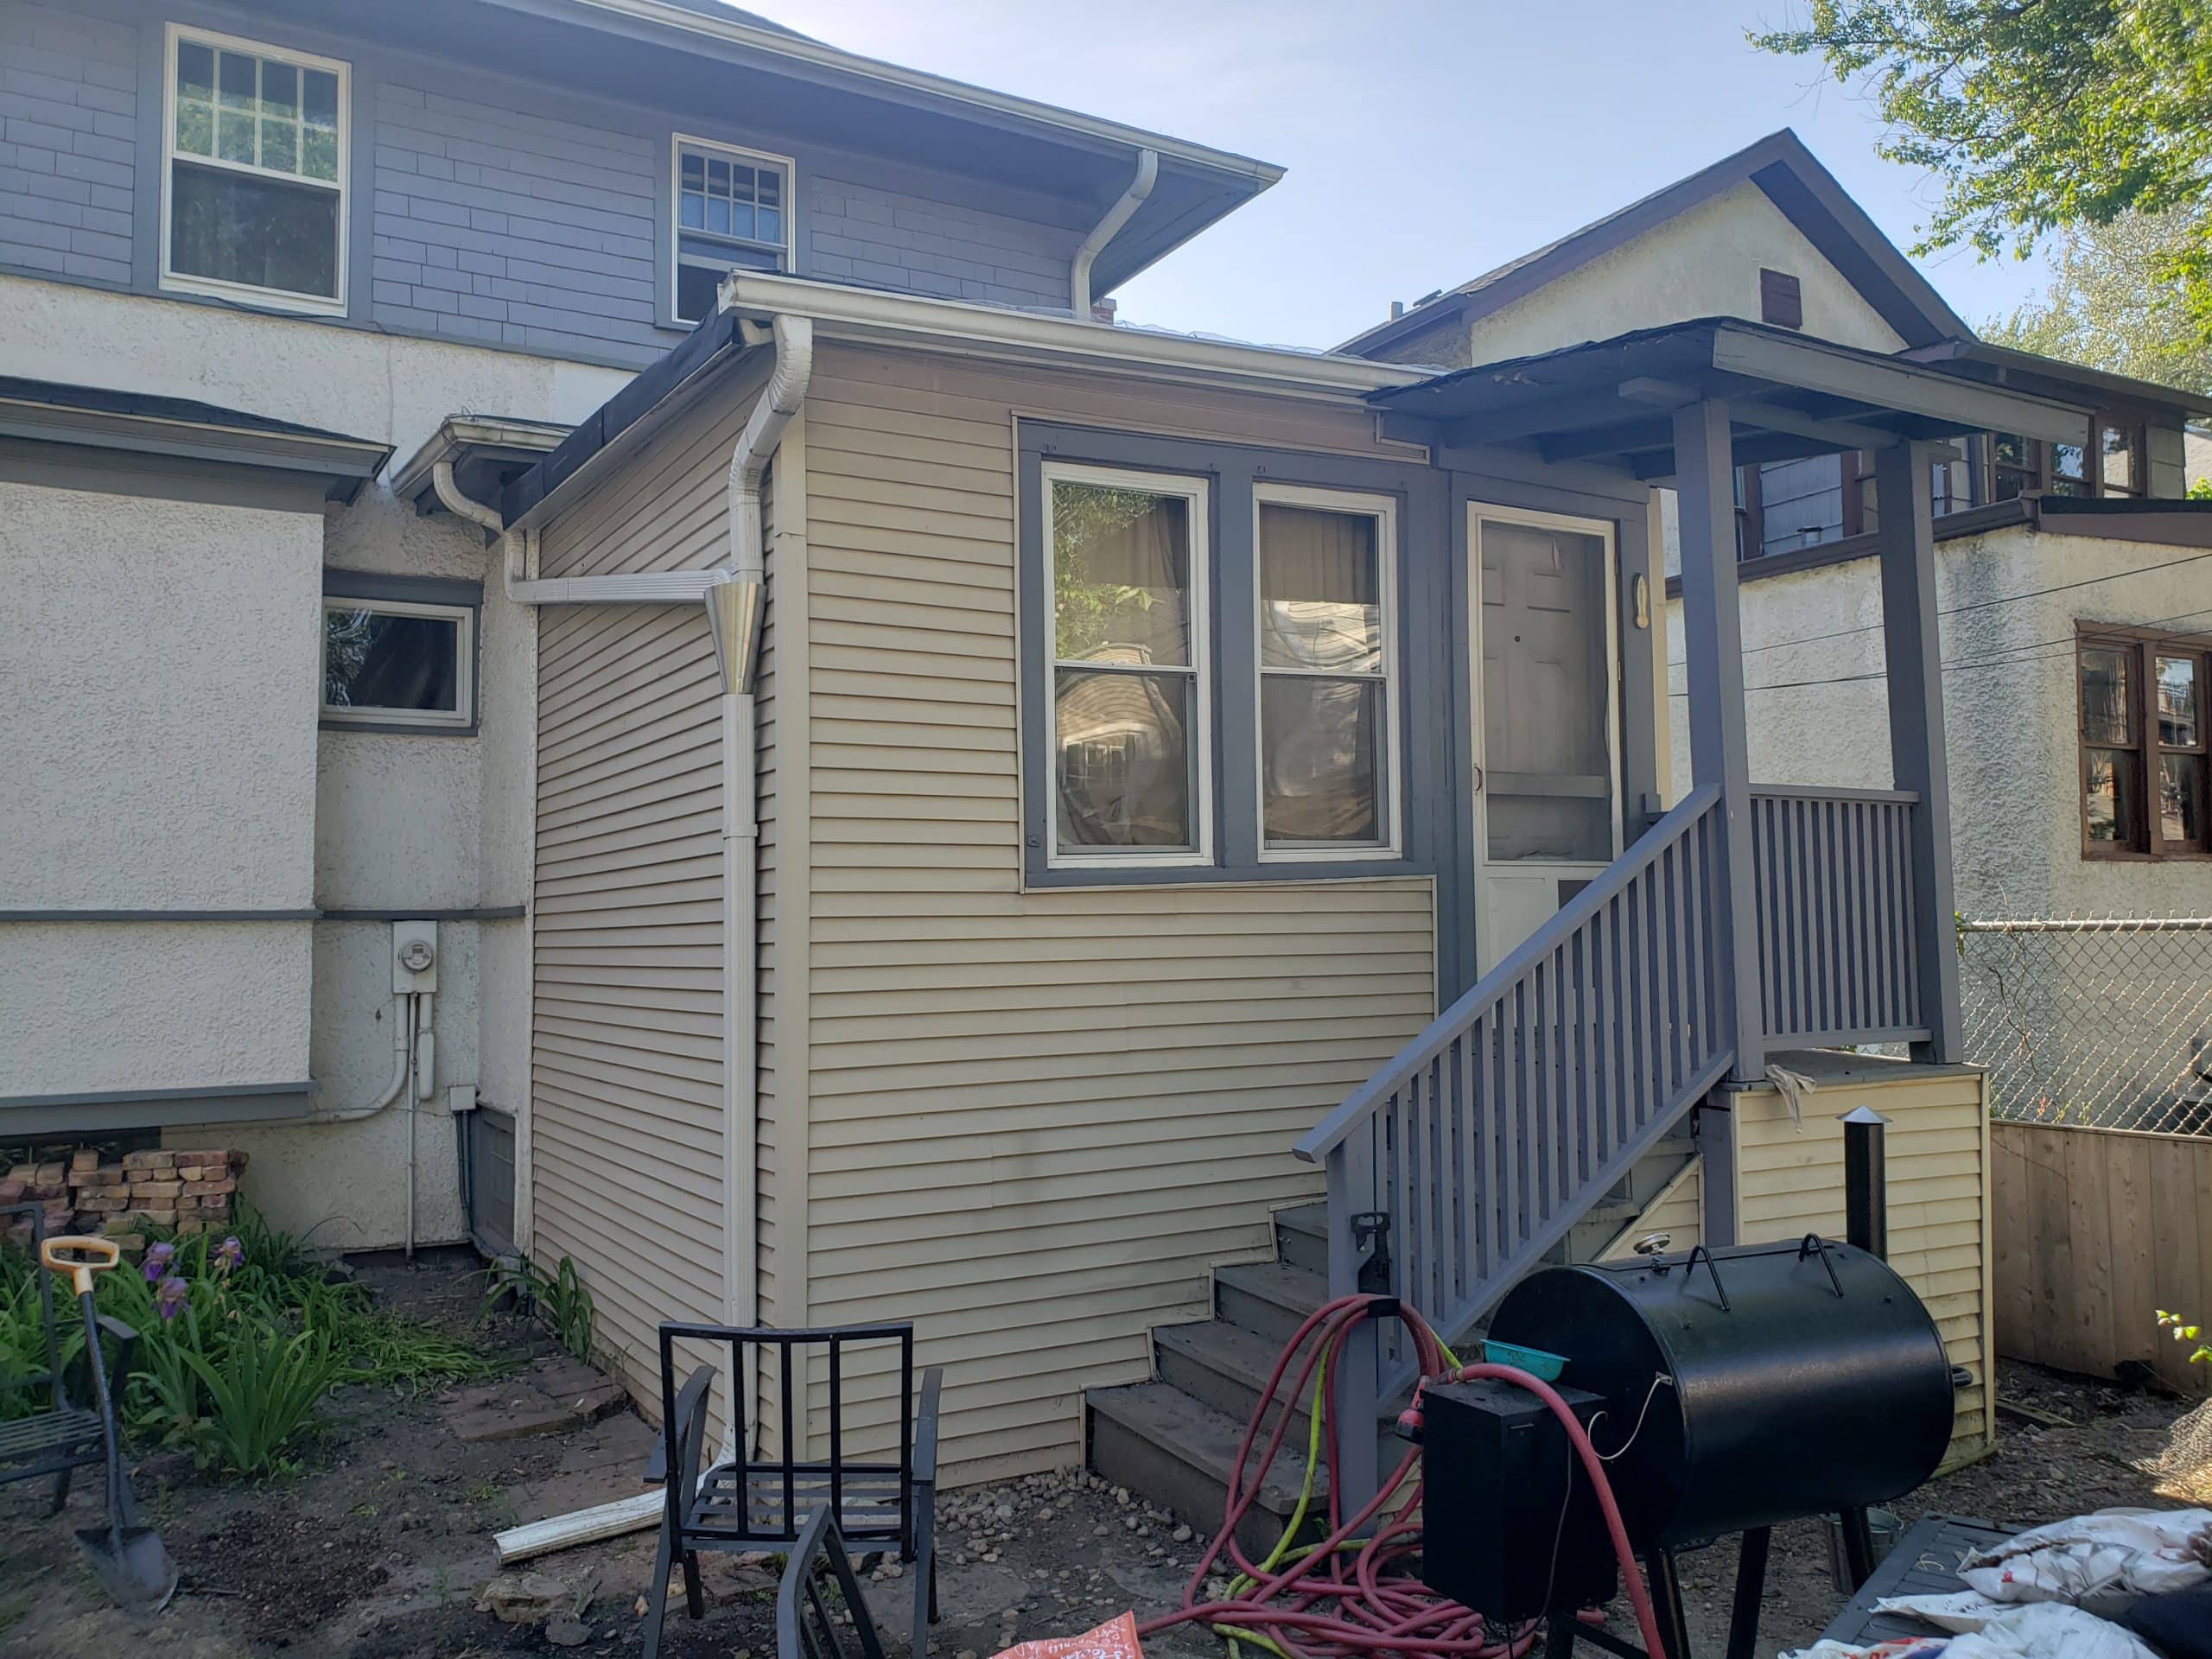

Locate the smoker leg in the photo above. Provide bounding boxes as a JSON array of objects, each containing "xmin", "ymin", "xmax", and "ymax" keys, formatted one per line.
[
  {"xmin": 1838, "ymin": 1507, "xmax": 1877, "ymax": 1592},
  {"xmin": 1646, "ymin": 1550, "xmax": 1694, "ymax": 1659},
  {"xmin": 1543, "ymin": 1612, "xmax": 1576, "ymax": 1656},
  {"xmin": 1725, "ymin": 1528, "xmax": 1771, "ymax": 1659}
]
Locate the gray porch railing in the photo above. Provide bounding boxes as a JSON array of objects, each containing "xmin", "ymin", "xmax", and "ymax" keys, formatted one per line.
[
  {"xmin": 1748, "ymin": 785, "xmax": 1929, "ymax": 1046},
  {"xmin": 1293, "ymin": 781, "xmax": 1735, "ymax": 1431}
]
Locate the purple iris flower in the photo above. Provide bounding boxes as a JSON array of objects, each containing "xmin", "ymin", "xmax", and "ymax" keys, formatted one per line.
[
  {"xmin": 141, "ymin": 1240, "xmax": 176, "ymax": 1284},
  {"xmin": 213, "ymin": 1236, "xmax": 243, "ymax": 1274},
  {"xmin": 155, "ymin": 1275, "xmax": 188, "ymax": 1321}
]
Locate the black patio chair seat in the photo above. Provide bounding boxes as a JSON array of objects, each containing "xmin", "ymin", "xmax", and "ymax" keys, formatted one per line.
[
  {"xmin": 0, "ymin": 1406, "xmax": 103, "ymax": 1464},
  {"xmin": 691, "ymin": 1462, "xmax": 907, "ymax": 1543},
  {"xmin": 643, "ymin": 1321, "xmax": 940, "ymax": 1659}
]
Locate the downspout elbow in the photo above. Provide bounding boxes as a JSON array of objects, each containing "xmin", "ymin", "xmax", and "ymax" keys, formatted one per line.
[
  {"xmin": 726, "ymin": 313, "xmax": 816, "ymax": 587},
  {"xmin": 1071, "ymin": 148, "xmax": 1158, "ymax": 317}
]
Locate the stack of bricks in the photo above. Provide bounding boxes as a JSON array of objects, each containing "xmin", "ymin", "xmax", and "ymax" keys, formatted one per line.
[{"xmin": 1, "ymin": 1147, "xmax": 248, "ymax": 1254}]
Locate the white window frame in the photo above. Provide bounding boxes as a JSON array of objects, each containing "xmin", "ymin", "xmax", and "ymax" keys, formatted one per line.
[
  {"xmin": 670, "ymin": 132, "xmax": 795, "ymax": 325},
  {"xmin": 320, "ymin": 596, "xmax": 475, "ymax": 731},
  {"xmin": 1252, "ymin": 483, "xmax": 1402, "ymax": 861},
  {"xmin": 160, "ymin": 23, "xmax": 350, "ymax": 317},
  {"xmin": 1042, "ymin": 460, "xmax": 1214, "ymax": 870}
]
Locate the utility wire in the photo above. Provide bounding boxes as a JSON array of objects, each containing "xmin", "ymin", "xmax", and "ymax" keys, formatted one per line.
[{"xmin": 1694, "ymin": 543, "xmax": 2212, "ymax": 660}]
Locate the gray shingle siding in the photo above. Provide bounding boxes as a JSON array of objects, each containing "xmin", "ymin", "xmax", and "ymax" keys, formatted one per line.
[
  {"xmin": 371, "ymin": 81, "xmax": 664, "ymax": 358},
  {"xmin": 0, "ymin": 0, "xmax": 1096, "ymax": 368},
  {"xmin": 0, "ymin": 3, "xmax": 136, "ymax": 285},
  {"xmin": 807, "ymin": 174, "xmax": 1076, "ymax": 308}
]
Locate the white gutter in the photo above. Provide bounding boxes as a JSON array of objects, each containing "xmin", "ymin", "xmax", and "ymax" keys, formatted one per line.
[
  {"xmin": 716, "ymin": 272, "xmax": 1433, "ymax": 399},
  {"xmin": 1071, "ymin": 149, "xmax": 1157, "ymax": 317}
]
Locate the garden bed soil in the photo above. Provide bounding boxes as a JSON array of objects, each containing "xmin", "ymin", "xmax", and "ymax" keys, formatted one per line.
[{"xmin": 3, "ymin": 1252, "xmax": 2206, "ymax": 1659}]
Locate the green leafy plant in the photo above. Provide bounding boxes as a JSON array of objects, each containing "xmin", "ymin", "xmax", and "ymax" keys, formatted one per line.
[
  {"xmin": 2158, "ymin": 1310, "xmax": 2210, "ymax": 1366},
  {"xmin": 483, "ymin": 1254, "xmax": 597, "ymax": 1365},
  {"xmin": 181, "ymin": 1323, "xmax": 350, "ymax": 1476}
]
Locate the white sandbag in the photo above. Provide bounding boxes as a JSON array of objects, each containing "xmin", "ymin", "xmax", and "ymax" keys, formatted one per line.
[
  {"xmin": 1875, "ymin": 1588, "xmax": 2008, "ymax": 1632},
  {"xmin": 1958, "ymin": 1507, "xmax": 2212, "ymax": 1606},
  {"xmin": 1942, "ymin": 1602, "xmax": 2158, "ymax": 1659}
]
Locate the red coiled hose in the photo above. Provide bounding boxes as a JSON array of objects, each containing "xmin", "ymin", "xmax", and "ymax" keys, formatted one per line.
[{"xmin": 1135, "ymin": 1294, "xmax": 1669, "ymax": 1659}]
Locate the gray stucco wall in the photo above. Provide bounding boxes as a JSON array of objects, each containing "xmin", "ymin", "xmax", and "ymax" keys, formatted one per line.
[
  {"xmin": 0, "ymin": 0, "xmax": 1090, "ymax": 372},
  {"xmin": 0, "ymin": 2, "xmax": 136, "ymax": 284}
]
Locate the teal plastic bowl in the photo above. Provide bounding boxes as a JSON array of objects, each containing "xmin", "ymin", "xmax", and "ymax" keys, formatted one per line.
[{"xmin": 1481, "ymin": 1338, "xmax": 1568, "ymax": 1382}]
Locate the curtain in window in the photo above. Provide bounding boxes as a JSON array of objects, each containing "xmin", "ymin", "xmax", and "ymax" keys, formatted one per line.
[{"xmin": 1259, "ymin": 503, "xmax": 1385, "ymax": 846}]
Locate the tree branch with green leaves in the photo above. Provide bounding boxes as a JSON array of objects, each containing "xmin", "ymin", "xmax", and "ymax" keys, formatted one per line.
[{"xmin": 1754, "ymin": 0, "xmax": 2212, "ymax": 345}]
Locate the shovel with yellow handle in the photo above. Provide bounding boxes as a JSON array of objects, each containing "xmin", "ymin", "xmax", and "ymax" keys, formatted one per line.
[{"xmin": 39, "ymin": 1235, "xmax": 179, "ymax": 1611}]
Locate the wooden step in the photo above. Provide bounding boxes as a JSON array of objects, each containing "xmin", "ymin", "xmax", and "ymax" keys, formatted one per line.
[
  {"xmin": 1272, "ymin": 1202, "xmax": 1328, "ymax": 1275},
  {"xmin": 1085, "ymin": 1381, "xmax": 1323, "ymax": 1560},
  {"xmin": 1154, "ymin": 1319, "xmax": 1318, "ymax": 1438},
  {"xmin": 1213, "ymin": 1261, "xmax": 1329, "ymax": 1346}
]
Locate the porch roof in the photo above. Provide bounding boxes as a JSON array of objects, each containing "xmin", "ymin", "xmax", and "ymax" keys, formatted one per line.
[{"xmin": 1369, "ymin": 318, "xmax": 2094, "ymax": 479}]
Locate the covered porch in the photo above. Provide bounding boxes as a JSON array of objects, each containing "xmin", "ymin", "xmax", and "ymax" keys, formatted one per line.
[{"xmin": 1294, "ymin": 321, "xmax": 2091, "ymax": 1507}]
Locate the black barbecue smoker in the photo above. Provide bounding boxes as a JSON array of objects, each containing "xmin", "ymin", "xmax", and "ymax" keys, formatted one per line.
[{"xmin": 1420, "ymin": 1109, "xmax": 1961, "ymax": 1659}]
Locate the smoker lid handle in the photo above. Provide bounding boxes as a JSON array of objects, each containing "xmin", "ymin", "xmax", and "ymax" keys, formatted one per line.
[{"xmin": 1950, "ymin": 1364, "xmax": 1974, "ymax": 1392}]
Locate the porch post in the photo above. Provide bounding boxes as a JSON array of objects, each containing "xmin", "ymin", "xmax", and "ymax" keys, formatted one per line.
[
  {"xmin": 1873, "ymin": 442, "xmax": 1964, "ymax": 1061},
  {"xmin": 1671, "ymin": 399, "xmax": 1765, "ymax": 1084}
]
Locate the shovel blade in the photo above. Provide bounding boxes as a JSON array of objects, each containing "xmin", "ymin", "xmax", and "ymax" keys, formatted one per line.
[{"xmin": 75, "ymin": 1524, "xmax": 179, "ymax": 1613}]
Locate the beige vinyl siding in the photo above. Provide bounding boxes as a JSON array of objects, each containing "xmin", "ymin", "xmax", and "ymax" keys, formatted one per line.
[
  {"xmin": 1732, "ymin": 1065, "xmax": 1995, "ymax": 1465},
  {"xmin": 1597, "ymin": 1159, "xmax": 1703, "ymax": 1262},
  {"xmin": 530, "ymin": 363, "xmax": 770, "ymax": 1414},
  {"xmin": 798, "ymin": 344, "xmax": 1439, "ymax": 1482}
]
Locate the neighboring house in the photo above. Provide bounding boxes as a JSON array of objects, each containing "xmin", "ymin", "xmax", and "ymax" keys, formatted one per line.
[
  {"xmin": 6, "ymin": 15, "xmax": 2054, "ymax": 1507},
  {"xmin": 1343, "ymin": 130, "xmax": 2212, "ymax": 922}
]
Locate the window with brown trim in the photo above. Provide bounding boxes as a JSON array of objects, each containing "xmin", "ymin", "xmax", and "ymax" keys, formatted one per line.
[
  {"xmin": 2079, "ymin": 625, "xmax": 2210, "ymax": 859},
  {"xmin": 2097, "ymin": 421, "xmax": 2147, "ymax": 498},
  {"xmin": 1993, "ymin": 431, "xmax": 2090, "ymax": 500}
]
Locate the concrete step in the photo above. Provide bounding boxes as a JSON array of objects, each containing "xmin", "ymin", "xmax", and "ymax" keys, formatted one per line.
[
  {"xmin": 1213, "ymin": 1260, "xmax": 1330, "ymax": 1347},
  {"xmin": 1085, "ymin": 1381, "xmax": 1324, "ymax": 1560},
  {"xmin": 1273, "ymin": 1202, "xmax": 1328, "ymax": 1275},
  {"xmin": 1154, "ymin": 1319, "xmax": 1318, "ymax": 1439}
]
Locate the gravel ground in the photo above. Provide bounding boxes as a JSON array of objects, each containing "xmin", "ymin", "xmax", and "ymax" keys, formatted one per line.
[{"xmin": 3, "ymin": 1248, "xmax": 2206, "ymax": 1659}]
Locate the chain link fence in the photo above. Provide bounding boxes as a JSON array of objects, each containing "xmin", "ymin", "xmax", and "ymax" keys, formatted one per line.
[{"xmin": 1961, "ymin": 917, "xmax": 2212, "ymax": 1135}]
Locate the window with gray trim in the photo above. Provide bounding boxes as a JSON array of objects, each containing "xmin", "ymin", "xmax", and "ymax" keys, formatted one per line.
[
  {"xmin": 1018, "ymin": 425, "xmax": 1444, "ymax": 892},
  {"xmin": 672, "ymin": 136, "xmax": 791, "ymax": 324},
  {"xmin": 321, "ymin": 573, "xmax": 480, "ymax": 734}
]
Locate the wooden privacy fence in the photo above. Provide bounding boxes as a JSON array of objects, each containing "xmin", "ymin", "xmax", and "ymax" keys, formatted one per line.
[{"xmin": 1992, "ymin": 1121, "xmax": 2212, "ymax": 1394}]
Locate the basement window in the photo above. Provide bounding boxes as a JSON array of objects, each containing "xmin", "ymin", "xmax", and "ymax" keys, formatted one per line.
[
  {"xmin": 321, "ymin": 593, "xmax": 475, "ymax": 732},
  {"xmin": 163, "ymin": 26, "xmax": 347, "ymax": 314},
  {"xmin": 672, "ymin": 136, "xmax": 791, "ymax": 325}
]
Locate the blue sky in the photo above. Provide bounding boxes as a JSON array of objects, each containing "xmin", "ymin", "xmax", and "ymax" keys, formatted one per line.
[{"xmin": 758, "ymin": 0, "xmax": 2055, "ymax": 351}]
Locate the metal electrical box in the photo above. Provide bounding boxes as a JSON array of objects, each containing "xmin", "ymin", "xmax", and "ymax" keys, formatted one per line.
[
  {"xmin": 1418, "ymin": 1377, "xmax": 1617, "ymax": 1623},
  {"xmin": 391, "ymin": 920, "xmax": 439, "ymax": 994}
]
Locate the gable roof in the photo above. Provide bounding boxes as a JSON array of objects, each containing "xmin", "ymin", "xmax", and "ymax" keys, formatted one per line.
[{"xmin": 1338, "ymin": 129, "xmax": 1969, "ymax": 358}]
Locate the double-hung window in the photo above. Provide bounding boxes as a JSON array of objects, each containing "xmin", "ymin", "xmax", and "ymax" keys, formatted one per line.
[
  {"xmin": 2079, "ymin": 626, "xmax": 2209, "ymax": 858},
  {"xmin": 1255, "ymin": 486, "xmax": 1398, "ymax": 855},
  {"xmin": 164, "ymin": 27, "xmax": 346, "ymax": 313},
  {"xmin": 1044, "ymin": 463, "xmax": 1211, "ymax": 866},
  {"xmin": 672, "ymin": 136, "xmax": 791, "ymax": 325}
]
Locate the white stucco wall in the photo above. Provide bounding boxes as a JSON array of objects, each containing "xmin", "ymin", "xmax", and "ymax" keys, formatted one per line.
[
  {"xmin": 1665, "ymin": 524, "xmax": 2212, "ymax": 918},
  {"xmin": 1464, "ymin": 181, "xmax": 1910, "ymax": 365},
  {"xmin": 0, "ymin": 483, "xmax": 323, "ymax": 1105},
  {"xmin": 2, "ymin": 274, "xmax": 625, "ymax": 1250}
]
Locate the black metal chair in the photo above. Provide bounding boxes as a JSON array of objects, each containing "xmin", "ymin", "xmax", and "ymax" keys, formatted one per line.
[
  {"xmin": 0, "ymin": 1204, "xmax": 137, "ymax": 1515},
  {"xmin": 778, "ymin": 1505, "xmax": 888, "ymax": 1659},
  {"xmin": 643, "ymin": 1321, "xmax": 940, "ymax": 1659}
]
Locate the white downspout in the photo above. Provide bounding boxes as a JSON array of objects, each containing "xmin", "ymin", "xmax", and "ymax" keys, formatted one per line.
[
  {"xmin": 719, "ymin": 313, "xmax": 812, "ymax": 1347},
  {"xmin": 1070, "ymin": 148, "xmax": 1157, "ymax": 317}
]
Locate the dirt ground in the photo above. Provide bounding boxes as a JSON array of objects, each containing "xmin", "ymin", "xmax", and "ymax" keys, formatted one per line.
[{"xmin": 3, "ymin": 1252, "xmax": 2207, "ymax": 1659}]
